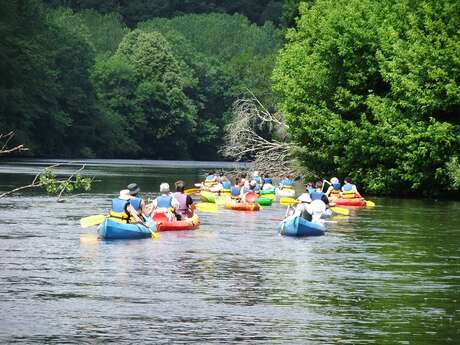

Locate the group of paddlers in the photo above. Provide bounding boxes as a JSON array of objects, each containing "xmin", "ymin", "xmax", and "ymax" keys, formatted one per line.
[{"xmin": 109, "ymin": 181, "xmax": 195, "ymax": 224}]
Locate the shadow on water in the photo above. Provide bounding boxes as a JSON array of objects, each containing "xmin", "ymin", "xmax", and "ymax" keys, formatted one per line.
[{"xmin": 0, "ymin": 160, "xmax": 459, "ymax": 344}]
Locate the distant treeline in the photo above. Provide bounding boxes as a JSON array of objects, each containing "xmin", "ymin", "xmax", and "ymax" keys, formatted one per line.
[{"xmin": 0, "ymin": 0, "xmax": 282, "ymax": 159}]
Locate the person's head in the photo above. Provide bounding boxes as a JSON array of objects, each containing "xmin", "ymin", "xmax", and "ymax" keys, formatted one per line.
[
  {"xmin": 127, "ymin": 183, "xmax": 140, "ymax": 196},
  {"xmin": 175, "ymin": 180, "xmax": 185, "ymax": 193},
  {"xmin": 306, "ymin": 182, "xmax": 313, "ymax": 190},
  {"xmin": 286, "ymin": 174, "xmax": 291, "ymax": 179},
  {"xmin": 119, "ymin": 189, "xmax": 131, "ymax": 200},
  {"xmin": 160, "ymin": 182, "xmax": 170, "ymax": 194},
  {"xmin": 330, "ymin": 177, "xmax": 339, "ymax": 185},
  {"xmin": 249, "ymin": 180, "xmax": 257, "ymax": 190},
  {"xmin": 344, "ymin": 176, "xmax": 352, "ymax": 184},
  {"xmin": 315, "ymin": 181, "xmax": 323, "ymax": 190},
  {"xmin": 240, "ymin": 172, "xmax": 247, "ymax": 178},
  {"xmin": 253, "ymin": 171, "xmax": 259, "ymax": 177},
  {"xmin": 208, "ymin": 171, "xmax": 214, "ymax": 176}
]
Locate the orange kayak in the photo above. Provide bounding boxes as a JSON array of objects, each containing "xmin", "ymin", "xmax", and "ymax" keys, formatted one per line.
[{"xmin": 225, "ymin": 200, "xmax": 260, "ymax": 211}]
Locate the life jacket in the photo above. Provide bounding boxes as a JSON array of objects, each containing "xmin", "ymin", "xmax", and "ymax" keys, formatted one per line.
[
  {"xmin": 342, "ymin": 183, "xmax": 357, "ymax": 198},
  {"xmin": 128, "ymin": 197, "xmax": 144, "ymax": 223},
  {"xmin": 263, "ymin": 177, "xmax": 273, "ymax": 184},
  {"xmin": 221, "ymin": 180, "xmax": 232, "ymax": 189},
  {"xmin": 204, "ymin": 175, "xmax": 217, "ymax": 186},
  {"xmin": 252, "ymin": 176, "xmax": 262, "ymax": 185},
  {"xmin": 173, "ymin": 192, "xmax": 188, "ymax": 216},
  {"xmin": 156, "ymin": 195, "xmax": 173, "ymax": 209},
  {"xmin": 109, "ymin": 198, "xmax": 130, "ymax": 223},
  {"xmin": 280, "ymin": 178, "xmax": 294, "ymax": 189},
  {"xmin": 231, "ymin": 185, "xmax": 241, "ymax": 197},
  {"xmin": 329, "ymin": 183, "xmax": 341, "ymax": 197},
  {"xmin": 307, "ymin": 187, "xmax": 316, "ymax": 194},
  {"xmin": 310, "ymin": 191, "xmax": 325, "ymax": 201}
]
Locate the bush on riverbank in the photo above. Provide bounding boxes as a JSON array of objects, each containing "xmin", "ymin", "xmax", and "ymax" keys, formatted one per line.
[{"xmin": 273, "ymin": 0, "xmax": 460, "ymax": 195}]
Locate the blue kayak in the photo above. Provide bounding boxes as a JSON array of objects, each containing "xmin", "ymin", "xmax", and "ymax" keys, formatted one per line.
[
  {"xmin": 98, "ymin": 218, "xmax": 156, "ymax": 240},
  {"xmin": 279, "ymin": 216, "xmax": 325, "ymax": 237}
]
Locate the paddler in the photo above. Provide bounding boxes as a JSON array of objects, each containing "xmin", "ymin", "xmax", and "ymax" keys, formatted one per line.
[
  {"xmin": 149, "ymin": 182, "xmax": 179, "ymax": 221},
  {"xmin": 252, "ymin": 171, "xmax": 262, "ymax": 187},
  {"xmin": 203, "ymin": 171, "xmax": 218, "ymax": 188},
  {"xmin": 173, "ymin": 180, "xmax": 195, "ymax": 220},
  {"xmin": 262, "ymin": 174, "xmax": 274, "ymax": 190},
  {"xmin": 109, "ymin": 189, "xmax": 145, "ymax": 224},
  {"xmin": 310, "ymin": 181, "xmax": 333, "ymax": 206},
  {"xmin": 325, "ymin": 177, "xmax": 341, "ymax": 199},
  {"xmin": 127, "ymin": 183, "xmax": 149, "ymax": 220},
  {"xmin": 231, "ymin": 178, "xmax": 242, "ymax": 199},
  {"xmin": 341, "ymin": 177, "xmax": 362, "ymax": 199},
  {"xmin": 279, "ymin": 174, "xmax": 294, "ymax": 190}
]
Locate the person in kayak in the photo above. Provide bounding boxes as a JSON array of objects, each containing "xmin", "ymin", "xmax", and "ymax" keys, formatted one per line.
[
  {"xmin": 242, "ymin": 181, "xmax": 258, "ymax": 203},
  {"xmin": 262, "ymin": 174, "xmax": 274, "ymax": 191},
  {"xmin": 231, "ymin": 178, "xmax": 243, "ymax": 199},
  {"xmin": 292, "ymin": 191, "xmax": 313, "ymax": 221},
  {"xmin": 252, "ymin": 171, "xmax": 262, "ymax": 187},
  {"xmin": 109, "ymin": 189, "xmax": 145, "ymax": 224},
  {"xmin": 310, "ymin": 181, "xmax": 333, "ymax": 206},
  {"xmin": 341, "ymin": 177, "xmax": 362, "ymax": 199},
  {"xmin": 203, "ymin": 171, "xmax": 218, "ymax": 188},
  {"xmin": 150, "ymin": 182, "xmax": 180, "ymax": 221},
  {"xmin": 306, "ymin": 182, "xmax": 316, "ymax": 194},
  {"xmin": 173, "ymin": 180, "xmax": 195, "ymax": 220},
  {"xmin": 325, "ymin": 177, "xmax": 341, "ymax": 199},
  {"xmin": 220, "ymin": 174, "xmax": 232, "ymax": 193},
  {"xmin": 127, "ymin": 183, "xmax": 149, "ymax": 220},
  {"xmin": 279, "ymin": 175, "xmax": 294, "ymax": 190}
]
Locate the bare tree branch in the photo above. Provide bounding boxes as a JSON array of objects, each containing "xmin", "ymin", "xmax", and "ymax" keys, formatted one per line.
[{"xmin": 0, "ymin": 132, "xmax": 28, "ymax": 155}]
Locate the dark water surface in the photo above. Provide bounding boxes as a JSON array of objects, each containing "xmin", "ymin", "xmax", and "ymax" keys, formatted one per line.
[{"xmin": 0, "ymin": 160, "xmax": 459, "ymax": 344}]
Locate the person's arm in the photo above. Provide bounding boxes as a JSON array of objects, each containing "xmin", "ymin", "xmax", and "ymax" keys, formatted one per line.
[
  {"xmin": 321, "ymin": 194, "xmax": 330, "ymax": 206},
  {"xmin": 127, "ymin": 204, "xmax": 143, "ymax": 223},
  {"xmin": 186, "ymin": 195, "xmax": 195, "ymax": 214},
  {"xmin": 171, "ymin": 196, "xmax": 180, "ymax": 210},
  {"xmin": 148, "ymin": 199, "xmax": 157, "ymax": 216},
  {"xmin": 140, "ymin": 199, "xmax": 149, "ymax": 217}
]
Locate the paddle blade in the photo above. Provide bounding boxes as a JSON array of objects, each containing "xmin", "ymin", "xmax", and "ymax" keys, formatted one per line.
[
  {"xmin": 151, "ymin": 232, "xmax": 160, "ymax": 240},
  {"xmin": 330, "ymin": 207, "xmax": 350, "ymax": 216},
  {"xmin": 279, "ymin": 197, "xmax": 297, "ymax": 205},
  {"xmin": 366, "ymin": 200, "xmax": 376, "ymax": 207},
  {"xmin": 195, "ymin": 202, "xmax": 218, "ymax": 213},
  {"xmin": 80, "ymin": 214, "xmax": 106, "ymax": 228},
  {"xmin": 185, "ymin": 188, "xmax": 199, "ymax": 195}
]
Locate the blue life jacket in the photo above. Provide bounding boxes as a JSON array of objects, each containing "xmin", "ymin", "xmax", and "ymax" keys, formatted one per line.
[
  {"xmin": 281, "ymin": 178, "xmax": 294, "ymax": 187},
  {"xmin": 252, "ymin": 176, "xmax": 262, "ymax": 184},
  {"xmin": 231, "ymin": 186, "xmax": 241, "ymax": 197},
  {"xmin": 206, "ymin": 175, "xmax": 215, "ymax": 181},
  {"xmin": 310, "ymin": 191, "xmax": 325, "ymax": 201},
  {"xmin": 129, "ymin": 197, "xmax": 142, "ymax": 211},
  {"xmin": 332, "ymin": 182, "xmax": 341, "ymax": 190},
  {"xmin": 263, "ymin": 177, "xmax": 273, "ymax": 184},
  {"xmin": 156, "ymin": 195, "xmax": 173, "ymax": 208},
  {"xmin": 342, "ymin": 183, "xmax": 354, "ymax": 192},
  {"xmin": 222, "ymin": 180, "xmax": 232, "ymax": 189},
  {"xmin": 111, "ymin": 198, "xmax": 128, "ymax": 212},
  {"xmin": 109, "ymin": 198, "xmax": 130, "ymax": 222},
  {"xmin": 307, "ymin": 187, "xmax": 316, "ymax": 194}
]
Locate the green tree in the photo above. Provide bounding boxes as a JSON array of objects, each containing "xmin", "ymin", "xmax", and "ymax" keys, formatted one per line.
[
  {"xmin": 92, "ymin": 30, "xmax": 197, "ymax": 158},
  {"xmin": 273, "ymin": 0, "xmax": 460, "ymax": 194}
]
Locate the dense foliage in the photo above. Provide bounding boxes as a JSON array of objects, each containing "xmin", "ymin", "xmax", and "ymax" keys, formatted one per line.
[
  {"xmin": 43, "ymin": 0, "xmax": 284, "ymax": 27},
  {"xmin": 0, "ymin": 0, "xmax": 281, "ymax": 160},
  {"xmin": 273, "ymin": 0, "xmax": 460, "ymax": 194}
]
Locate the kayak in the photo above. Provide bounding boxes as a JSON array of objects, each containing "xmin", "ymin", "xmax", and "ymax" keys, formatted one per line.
[
  {"xmin": 334, "ymin": 198, "xmax": 366, "ymax": 207},
  {"xmin": 275, "ymin": 187, "xmax": 295, "ymax": 198},
  {"xmin": 200, "ymin": 191, "xmax": 217, "ymax": 203},
  {"xmin": 154, "ymin": 213, "xmax": 200, "ymax": 232},
  {"xmin": 225, "ymin": 200, "xmax": 260, "ymax": 211},
  {"xmin": 279, "ymin": 216, "xmax": 325, "ymax": 237},
  {"xmin": 260, "ymin": 188, "xmax": 275, "ymax": 195},
  {"xmin": 98, "ymin": 217, "xmax": 156, "ymax": 240},
  {"xmin": 256, "ymin": 197, "xmax": 273, "ymax": 206}
]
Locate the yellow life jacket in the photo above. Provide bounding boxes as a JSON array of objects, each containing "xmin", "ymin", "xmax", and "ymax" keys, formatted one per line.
[{"xmin": 342, "ymin": 190, "xmax": 357, "ymax": 199}]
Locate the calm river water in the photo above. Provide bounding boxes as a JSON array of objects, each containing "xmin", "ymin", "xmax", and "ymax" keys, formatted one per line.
[{"xmin": 0, "ymin": 159, "xmax": 459, "ymax": 344}]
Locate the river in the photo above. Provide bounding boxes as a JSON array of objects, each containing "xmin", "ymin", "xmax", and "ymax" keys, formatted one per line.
[{"xmin": 0, "ymin": 159, "xmax": 459, "ymax": 344}]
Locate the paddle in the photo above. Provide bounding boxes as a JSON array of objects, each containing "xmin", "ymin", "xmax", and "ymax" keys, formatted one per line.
[
  {"xmin": 366, "ymin": 200, "xmax": 376, "ymax": 207},
  {"xmin": 279, "ymin": 197, "xmax": 350, "ymax": 215},
  {"xmin": 137, "ymin": 217, "xmax": 159, "ymax": 239},
  {"xmin": 185, "ymin": 187, "xmax": 199, "ymax": 195},
  {"xmin": 80, "ymin": 214, "xmax": 107, "ymax": 228},
  {"xmin": 195, "ymin": 202, "xmax": 218, "ymax": 212}
]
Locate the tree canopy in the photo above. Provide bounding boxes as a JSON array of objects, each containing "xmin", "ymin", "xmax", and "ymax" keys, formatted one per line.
[{"xmin": 273, "ymin": 0, "xmax": 460, "ymax": 194}]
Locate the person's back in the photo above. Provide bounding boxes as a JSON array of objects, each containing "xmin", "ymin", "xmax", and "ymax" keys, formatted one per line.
[
  {"xmin": 326, "ymin": 177, "xmax": 341, "ymax": 199},
  {"xmin": 310, "ymin": 181, "xmax": 329, "ymax": 205},
  {"xmin": 173, "ymin": 180, "xmax": 194, "ymax": 219},
  {"xmin": 151, "ymin": 183, "xmax": 179, "ymax": 221},
  {"xmin": 109, "ymin": 190, "xmax": 131, "ymax": 223},
  {"xmin": 341, "ymin": 177, "xmax": 361, "ymax": 198},
  {"xmin": 280, "ymin": 176, "xmax": 294, "ymax": 189}
]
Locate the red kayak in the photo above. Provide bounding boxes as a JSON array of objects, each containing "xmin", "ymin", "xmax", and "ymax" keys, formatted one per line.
[
  {"xmin": 334, "ymin": 198, "xmax": 366, "ymax": 207},
  {"xmin": 152, "ymin": 213, "xmax": 200, "ymax": 231},
  {"xmin": 225, "ymin": 200, "xmax": 260, "ymax": 211}
]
